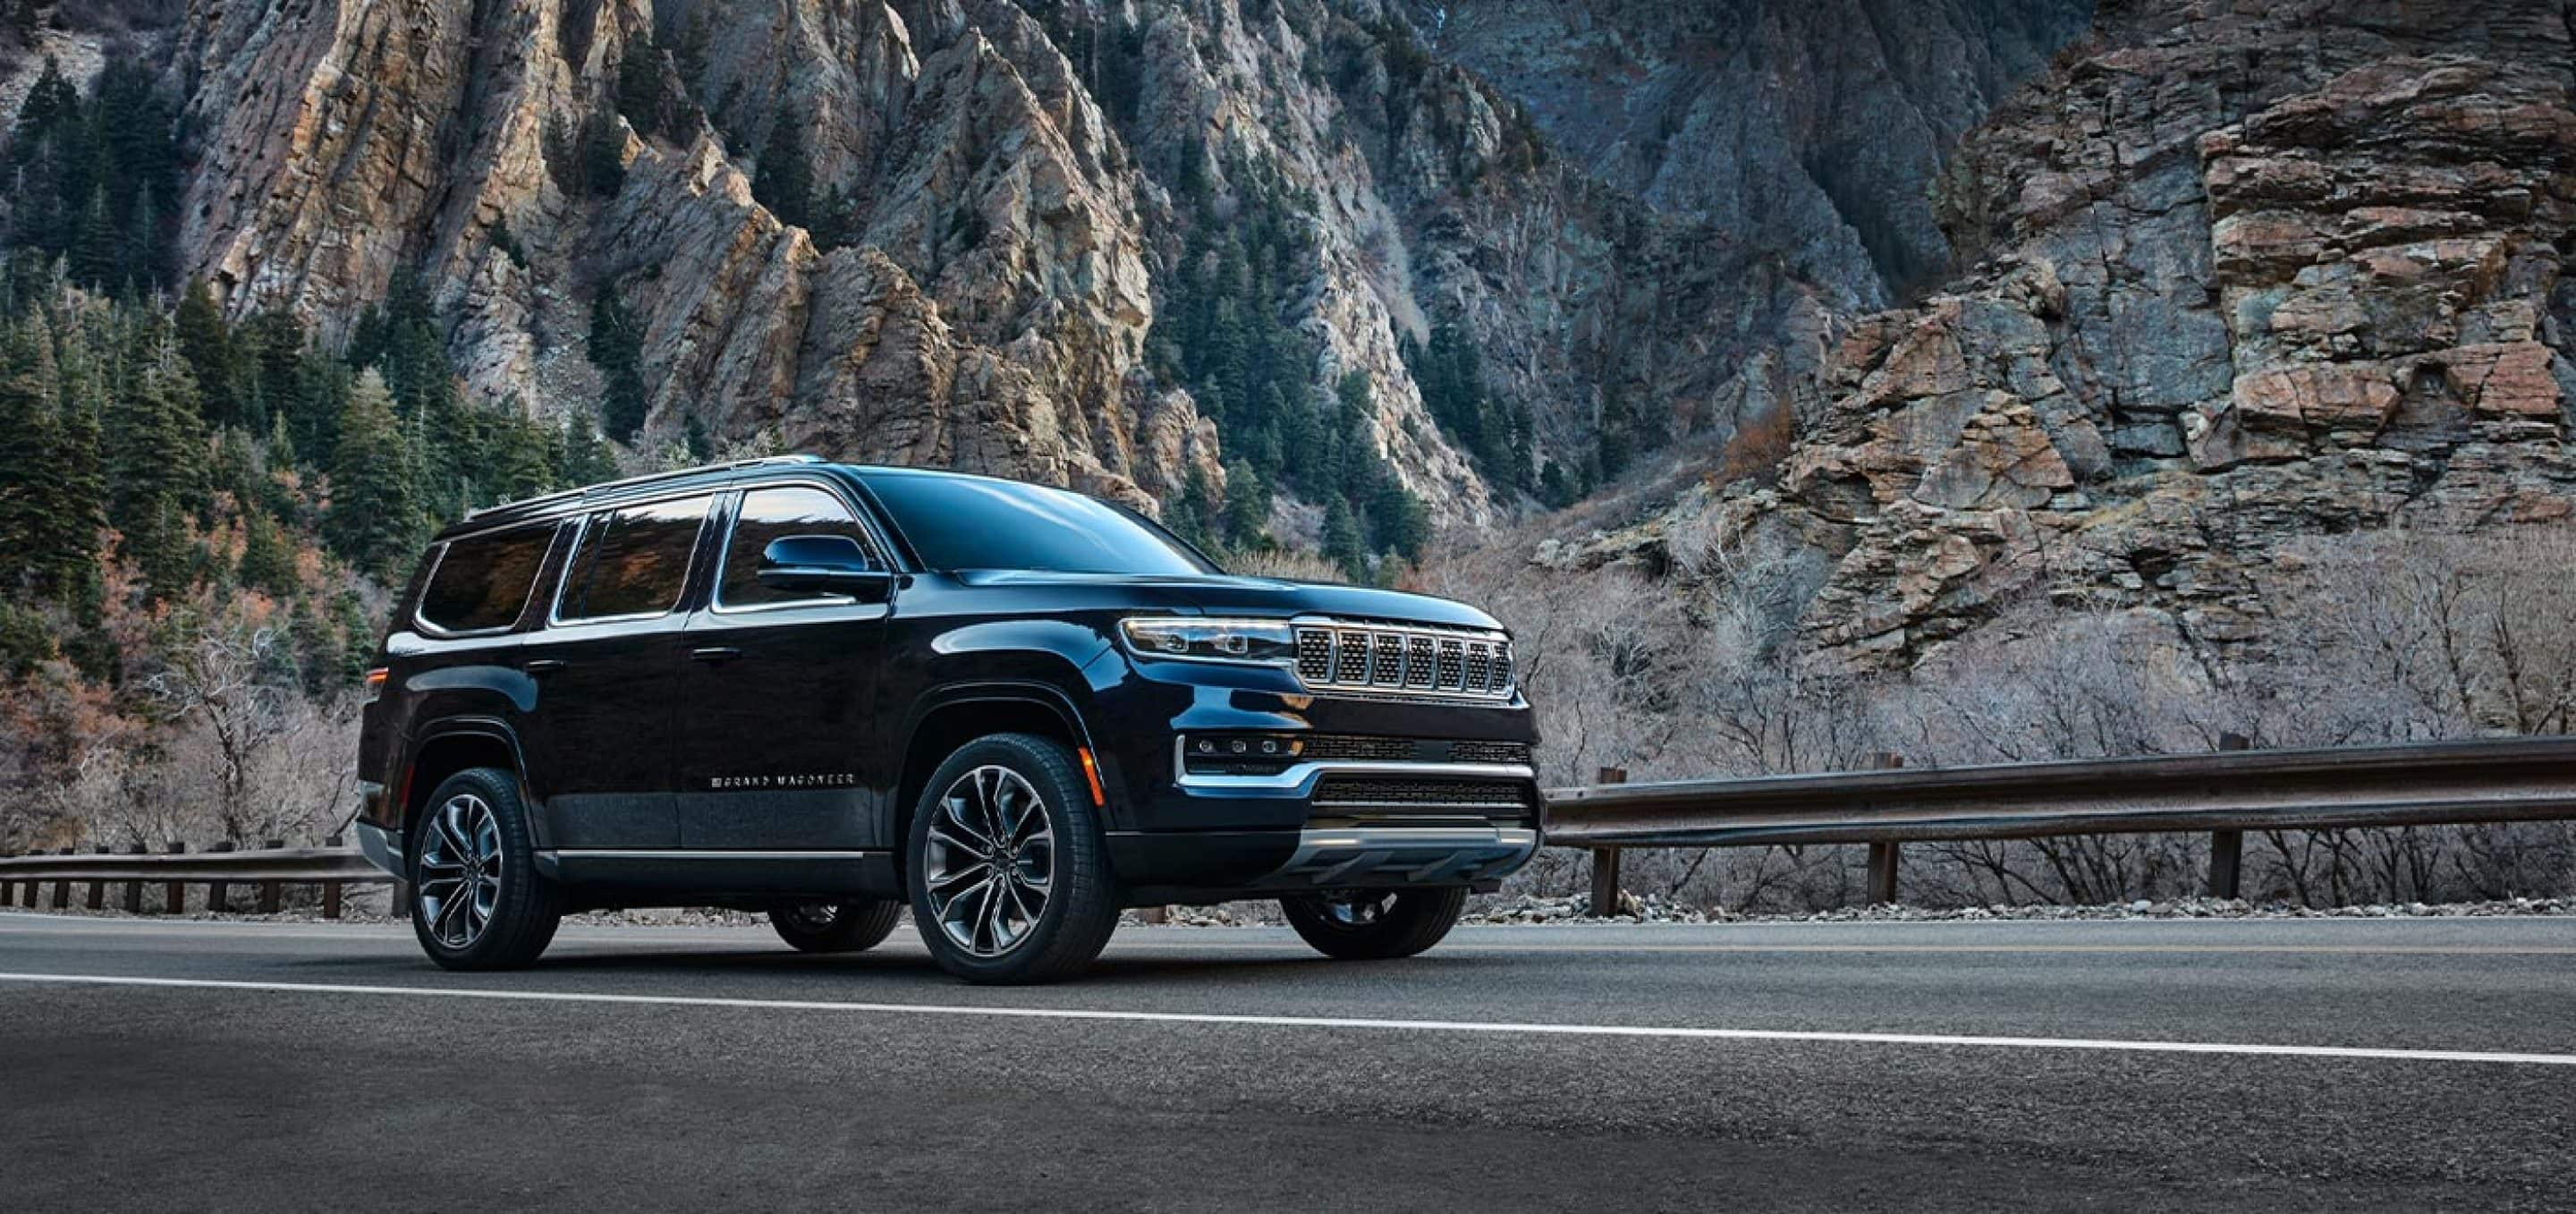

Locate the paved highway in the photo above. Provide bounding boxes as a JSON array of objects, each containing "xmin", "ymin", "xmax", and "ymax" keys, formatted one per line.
[{"xmin": 4, "ymin": 911, "xmax": 2573, "ymax": 1210}]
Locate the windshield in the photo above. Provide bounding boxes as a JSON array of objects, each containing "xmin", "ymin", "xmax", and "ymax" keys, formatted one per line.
[{"xmin": 860, "ymin": 471, "xmax": 1217, "ymax": 576}]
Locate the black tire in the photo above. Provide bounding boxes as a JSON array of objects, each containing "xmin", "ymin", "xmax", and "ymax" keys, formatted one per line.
[
  {"xmin": 904, "ymin": 733, "xmax": 1119, "ymax": 984},
  {"xmin": 408, "ymin": 767, "xmax": 564, "ymax": 971},
  {"xmin": 770, "ymin": 899, "xmax": 904, "ymax": 954},
  {"xmin": 1281, "ymin": 887, "xmax": 1468, "ymax": 961}
]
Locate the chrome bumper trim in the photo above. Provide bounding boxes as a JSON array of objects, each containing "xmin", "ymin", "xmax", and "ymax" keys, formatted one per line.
[{"xmin": 1171, "ymin": 738, "xmax": 1536, "ymax": 792}]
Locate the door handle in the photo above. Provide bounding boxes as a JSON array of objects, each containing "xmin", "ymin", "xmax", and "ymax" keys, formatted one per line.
[
  {"xmin": 522, "ymin": 658, "xmax": 568, "ymax": 675},
  {"xmin": 690, "ymin": 647, "xmax": 743, "ymax": 664}
]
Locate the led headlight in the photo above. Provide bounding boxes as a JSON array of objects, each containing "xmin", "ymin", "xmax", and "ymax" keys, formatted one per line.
[{"xmin": 1119, "ymin": 617, "xmax": 1295, "ymax": 665}]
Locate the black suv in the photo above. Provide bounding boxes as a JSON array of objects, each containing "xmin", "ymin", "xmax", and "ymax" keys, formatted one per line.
[{"xmin": 354, "ymin": 456, "xmax": 1539, "ymax": 982}]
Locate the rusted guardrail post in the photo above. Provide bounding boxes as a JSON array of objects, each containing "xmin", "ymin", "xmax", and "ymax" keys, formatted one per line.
[
  {"xmin": 48, "ymin": 846, "xmax": 72, "ymax": 910},
  {"xmin": 1588, "ymin": 768, "xmax": 1629, "ymax": 917},
  {"xmin": 1863, "ymin": 754, "xmax": 1905, "ymax": 904},
  {"xmin": 322, "ymin": 834, "xmax": 346, "ymax": 920},
  {"xmin": 206, "ymin": 840, "xmax": 236, "ymax": 912},
  {"xmin": 122, "ymin": 844, "xmax": 146, "ymax": 913},
  {"xmin": 258, "ymin": 838, "xmax": 285, "ymax": 913},
  {"xmin": 2207, "ymin": 734, "xmax": 2251, "ymax": 898},
  {"xmin": 162, "ymin": 841, "xmax": 187, "ymax": 913}
]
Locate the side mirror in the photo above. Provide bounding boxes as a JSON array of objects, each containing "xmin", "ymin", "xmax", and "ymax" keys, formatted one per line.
[{"xmin": 757, "ymin": 535, "xmax": 894, "ymax": 600}]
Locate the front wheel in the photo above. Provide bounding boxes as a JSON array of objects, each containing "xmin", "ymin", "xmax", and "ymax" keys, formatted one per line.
[
  {"xmin": 905, "ymin": 733, "xmax": 1120, "ymax": 984},
  {"xmin": 1281, "ymin": 888, "xmax": 1467, "ymax": 960},
  {"xmin": 770, "ymin": 900, "xmax": 903, "ymax": 953},
  {"xmin": 409, "ymin": 767, "xmax": 563, "ymax": 970}
]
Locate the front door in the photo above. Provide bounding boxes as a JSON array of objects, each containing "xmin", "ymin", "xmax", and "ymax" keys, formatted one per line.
[
  {"xmin": 676, "ymin": 483, "xmax": 892, "ymax": 850},
  {"xmin": 521, "ymin": 494, "xmax": 716, "ymax": 850}
]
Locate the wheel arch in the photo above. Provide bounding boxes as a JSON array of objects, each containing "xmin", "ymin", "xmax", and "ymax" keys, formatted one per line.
[
  {"xmin": 890, "ymin": 682, "xmax": 1104, "ymax": 866},
  {"xmin": 400, "ymin": 721, "xmax": 530, "ymax": 846}
]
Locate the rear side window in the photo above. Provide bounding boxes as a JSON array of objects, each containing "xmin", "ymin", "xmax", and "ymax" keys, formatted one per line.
[
  {"xmin": 555, "ymin": 496, "xmax": 711, "ymax": 623},
  {"xmin": 718, "ymin": 486, "xmax": 878, "ymax": 608},
  {"xmin": 416, "ymin": 524, "xmax": 556, "ymax": 634}
]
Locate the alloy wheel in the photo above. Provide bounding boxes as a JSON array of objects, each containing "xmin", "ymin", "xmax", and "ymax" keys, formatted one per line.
[
  {"xmin": 418, "ymin": 792, "xmax": 504, "ymax": 949},
  {"xmin": 1318, "ymin": 891, "xmax": 1395, "ymax": 929},
  {"xmin": 923, "ymin": 765, "xmax": 1055, "ymax": 957}
]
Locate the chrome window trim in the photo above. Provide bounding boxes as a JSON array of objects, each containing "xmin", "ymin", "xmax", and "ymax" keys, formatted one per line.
[
  {"xmin": 547, "ymin": 492, "xmax": 717, "ymax": 627},
  {"xmin": 708, "ymin": 480, "xmax": 889, "ymax": 615},
  {"xmin": 1172, "ymin": 738, "xmax": 1536, "ymax": 792}
]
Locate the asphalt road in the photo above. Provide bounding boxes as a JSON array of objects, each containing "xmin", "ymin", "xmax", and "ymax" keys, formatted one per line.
[{"xmin": 4, "ymin": 911, "xmax": 2573, "ymax": 1211}]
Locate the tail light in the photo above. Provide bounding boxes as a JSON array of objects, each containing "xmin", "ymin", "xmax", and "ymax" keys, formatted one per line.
[{"xmin": 361, "ymin": 667, "xmax": 389, "ymax": 704}]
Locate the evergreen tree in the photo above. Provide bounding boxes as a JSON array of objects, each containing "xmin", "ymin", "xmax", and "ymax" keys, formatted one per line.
[
  {"xmin": 589, "ymin": 289, "xmax": 648, "ymax": 441},
  {"xmin": 325, "ymin": 369, "xmax": 423, "ymax": 581},
  {"xmin": 580, "ymin": 111, "xmax": 628, "ymax": 198},
  {"xmin": 174, "ymin": 279, "xmax": 241, "ymax": 427},
  {"xmin": 1321, "ymin": 494, "xmax": 1365, "ymax": 578},
  {"xmin": 1220, "ymin": 458, "xmax": 1268, "ymax": 548},
  {"xmin": 104, "ymin": 339, "xmax": 210, "ymax": 539},
  {"xmin": 68, "ymin": 186, "xmax": 118, "ymax": 290},
  {"xmin": 0, "ymin": 318, "xmax": 55, "ymax": 588},
  {"xmin": 616, "ymin": 39, "xmax": 666, "ymax": 140},
  {"xmin": 753, "ymin": 105, "xmax": 814, "ymax": 230},
  {"xmin": 237, "ymin": 505, "xmax": 299, "ymax": 598},
  {"xmin": 559, "ymin": 412, "xmax": 619, "ymax": 485}
]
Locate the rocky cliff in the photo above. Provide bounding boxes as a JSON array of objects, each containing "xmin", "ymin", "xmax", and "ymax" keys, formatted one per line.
[
  {"xmin": 1576, "ymin": 0, "xmax": 2576, "ymax": 665},
  {"xmin": 154, "ymin": 0, "xmax": 2090, "ymax": 530}
]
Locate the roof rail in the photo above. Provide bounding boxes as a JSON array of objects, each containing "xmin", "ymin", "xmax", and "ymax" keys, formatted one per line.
[{"xmin": 465, "ymin": 454, "xmax": 827, "ymax": 520}]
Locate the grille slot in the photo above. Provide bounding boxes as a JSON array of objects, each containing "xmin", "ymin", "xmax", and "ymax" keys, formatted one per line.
[
  {"xmin": 1312, "ymin": 777, "xmax": 1537, "ymax": 816},
  {"xmin": 1291, "ymin": 621, "xmax": 1515, "ymax": 700},
  {"xmin": 1446, "ymin": 740, "xmax": 1533, "ymax": 765}
]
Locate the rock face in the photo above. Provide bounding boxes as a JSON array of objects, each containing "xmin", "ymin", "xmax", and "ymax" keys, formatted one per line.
[
  {"xmin": 171, "ymin": 0, "xmax": 1224, "ymax": 511},
  {"xmin": 159, "ymin": 0, "xmax": 2092, "ymax": 526},
  {"xmin": 1716, "ymin": 0, "xmax": 2576, "ymax": 663}
]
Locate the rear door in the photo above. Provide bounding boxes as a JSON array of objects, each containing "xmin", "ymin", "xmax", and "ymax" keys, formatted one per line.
[
  {"xmin": 675, "ymin": 483, "xmax": 894, "ymax": 850},
  {"xmin": 521, "ymin": 493, "xmax": 715, "ymax": 850}
]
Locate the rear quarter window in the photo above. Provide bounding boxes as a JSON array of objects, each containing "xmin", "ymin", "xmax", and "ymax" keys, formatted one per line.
[{"xmin": 417, "ymin": 524, "xmax": 558, "ymax": 634}]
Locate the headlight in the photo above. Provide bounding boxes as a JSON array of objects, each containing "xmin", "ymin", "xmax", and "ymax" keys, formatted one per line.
[{"xmin": 1119, "ymin": 617, "xmax": 1295, "ymax": 665}]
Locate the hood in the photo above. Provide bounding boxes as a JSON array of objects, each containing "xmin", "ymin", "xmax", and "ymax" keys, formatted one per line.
[{"xmin": 952, "ymin": 571, "xmax": 1504, "ymax": 631}]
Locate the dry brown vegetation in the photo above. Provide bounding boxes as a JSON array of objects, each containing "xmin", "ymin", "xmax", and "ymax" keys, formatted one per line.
[{"xmin": 1427, "ymin": 523, "xmax": 2576, "ymax": 911}]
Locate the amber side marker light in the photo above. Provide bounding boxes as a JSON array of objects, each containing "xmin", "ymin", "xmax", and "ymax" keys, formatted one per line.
[
  {"xmin": 1077, "ymin": 746, "xmax": 1108, "ymax": 807},
  {"xmin": 361, "ymin": 667, "xmax": 388, "ymax": 704}
]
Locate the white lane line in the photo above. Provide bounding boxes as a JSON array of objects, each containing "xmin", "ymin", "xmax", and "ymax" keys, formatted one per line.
[{"xmin": 3, "ymin": 971, "xmax": 2571, "ymax": 1067}]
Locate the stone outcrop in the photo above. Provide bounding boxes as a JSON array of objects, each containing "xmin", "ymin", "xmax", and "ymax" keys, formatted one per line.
[{"xmin": 1635, "ymin": 0, "xmax": 2576, "ymax": 665}]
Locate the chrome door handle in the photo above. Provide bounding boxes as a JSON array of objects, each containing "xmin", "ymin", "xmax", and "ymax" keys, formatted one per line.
[
  {"xmin": 690, "ymin": 647, "xmax": 742, "ymax": 664},
  {"xmin": 522, "ymin": 658, "xmax": 568, "ymax": 675}
]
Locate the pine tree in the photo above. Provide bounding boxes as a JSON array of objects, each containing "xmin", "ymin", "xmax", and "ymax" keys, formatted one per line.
[
  {"xmin": 580, "ymin": 111, "xmax": 628, "ymax": 198},
  {"xmin": 589, "ymin": 290, "xmax": 649, "ymax": 441},
  {"xmin": 68, "ymin": 186, "xmax": 119, "ymax": 290},
  {"xmin": 1321, "ymin": 494, "xmax": 1365, "ymax": 578},
  {"xmin": 1221, "ymin": 458, "xmax": 1268, "ymax": 548},
  {"xmin": 559, "ymin": 412, "xmax": 619, "ymax": 486},
  {"xmin": 325, "ymin": 368, "xmax": 423, "ymax": 581},
  {"xmin": 174, "ymin": 278, "xmax": 240, "ymax": 427},
  {"xmin": 753, "ymin": 106, "xmax": 814, "ymax": 230},
  {"xmin": 0, "ymin": 318, "xmax": 55, "ymax": 588},
  {"xmin": 105, "ymin": 339, "xmax": 210, "ymax": 537},
  {"xmin": 237, "ymin": 505, "xmax": 298, "ymax": 598}
]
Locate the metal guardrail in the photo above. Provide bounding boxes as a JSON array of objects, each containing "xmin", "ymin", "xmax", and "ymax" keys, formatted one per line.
[
  {"xmin": 7, "ymin": 737, "xmax": 2573, "ymax": 920},
  {"xmin": 0, "ymin": 838, "xmax": 391, "ymax": 918},
  {"xmin": 1543, "ymin": 735, "xmax": 2576, "ymax": 910}
]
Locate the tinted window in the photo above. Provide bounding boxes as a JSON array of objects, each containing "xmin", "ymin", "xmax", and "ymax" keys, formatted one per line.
[
  {"xmin": 555, "ymin": 497, "xmax": 710, "ymax": 622},
  {"xmin": 417, "ymin": 524, "xmax": 555, "ymax": 633},
  {"xmin": 719, "ymin": 486, "xmax": 877, "ymax": 607},
  {"xmin": 860, "ymin": 471, "xmax": 1214, "ymax": 575}
]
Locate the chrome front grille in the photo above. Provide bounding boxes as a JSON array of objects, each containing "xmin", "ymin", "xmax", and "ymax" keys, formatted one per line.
[{"xmin": 1292, "ymin": 621, "xmax": 1515, "ymax": 700}]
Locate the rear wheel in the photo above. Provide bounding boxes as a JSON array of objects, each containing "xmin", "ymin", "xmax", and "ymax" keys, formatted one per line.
[
  {"xmin": 1281, "ymin": 887, "xmax": 1467, "ymax": 960},
  {"xmin": 409, "ymin": 767, "xmax": 563, "ymax": 970},
  {"xmin": 770, "ymin": 899, "xmax": 903, "ymax": 953},
  {"xmin": 904, "ymin": 733, "xmax": 1119, "ymax": 984}
]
